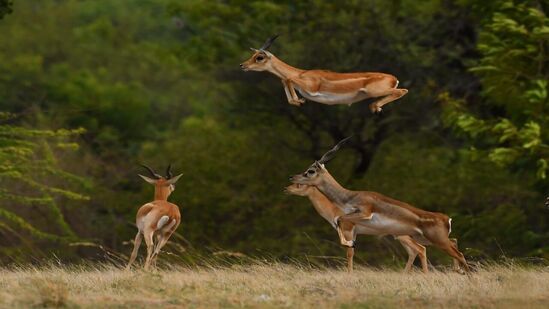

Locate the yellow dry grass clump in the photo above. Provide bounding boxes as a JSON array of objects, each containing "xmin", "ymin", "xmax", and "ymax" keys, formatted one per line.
[{"xmin": 0, "ymin": 263, "xmax": 548, "ymax": 308}]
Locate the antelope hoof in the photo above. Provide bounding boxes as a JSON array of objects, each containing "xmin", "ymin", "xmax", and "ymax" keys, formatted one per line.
[
  {"xmin": 369, "ymin": 104, "xmax": 382, "ymax": 114},
  {"xmin": 289, "ymin": 98, "xmax": 305, "ymax": 105}
]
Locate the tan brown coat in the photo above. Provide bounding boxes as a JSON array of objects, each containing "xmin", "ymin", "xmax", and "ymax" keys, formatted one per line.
[
  {"xmin": 241, "ymin": 51, "xmax": 407, "ymax": 112},
  {"xmin": 126, "ymin": 169, "xmax": 182, "ymax": 270},
  {"xmin": 290, "ymin": 162, "xmax": 469, "ymax": 272}
]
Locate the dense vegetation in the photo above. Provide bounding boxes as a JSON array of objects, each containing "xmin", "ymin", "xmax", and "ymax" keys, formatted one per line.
[{"xmin": 0, "ymin": 0, "xmax": 547, "ymax": 266}]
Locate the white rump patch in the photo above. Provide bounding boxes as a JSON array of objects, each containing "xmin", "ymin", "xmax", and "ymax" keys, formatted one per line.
[{"xmin": 157, "ymin": 215, "xmax": 170, "ymax": 230}]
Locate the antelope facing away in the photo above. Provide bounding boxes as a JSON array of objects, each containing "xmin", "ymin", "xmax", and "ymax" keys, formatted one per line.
[
  {"xmin": 289, "ymin": 138, "xmax": 470, "ymax": 272},
  {"xmin": 285, "ymin": 183, "xmax": 430, "ymax": 273},
  {"xmin": 126, "ymin": 164, "xmax": 182, "ymax": 270},
  {"xmin": 240, "ymin": 35, "xmax": 408, "ymax": 113}
]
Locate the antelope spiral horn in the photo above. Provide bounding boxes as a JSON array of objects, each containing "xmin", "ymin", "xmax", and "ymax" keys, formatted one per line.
[
  {"xmin": 166, "ymin": 164, "xmax": 173, "ymax": 179},
  {"xmin": 318, "ymin": 136, "xmax": 352, "ymax": 164},
  {"xmin": 140, "ymin": 164, "xmax": 161, "ymax": 179},
  {"xmin": 259, "ymin": 34, "xmax": 279, "ymax": 50}
]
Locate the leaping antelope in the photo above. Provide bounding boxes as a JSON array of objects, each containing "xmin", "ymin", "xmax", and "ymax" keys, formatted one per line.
[
  {"xmin": 126, "ymin": 164, "xmax": 182, "ymax": 270},
  {"xmin": 240, "ymin": 35, "xmax": 408, "ymax": 113},
  {"xmin": 289, "ymin": 138, "xmax": 470, "ymax": 273},
  {"xmin": 285, "ymin": 183, "xmax": 429, "ymax": 273}
]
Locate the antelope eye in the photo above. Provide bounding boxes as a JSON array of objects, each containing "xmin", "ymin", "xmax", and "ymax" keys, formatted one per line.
[
  {"xmin": 256, "ymin": 56, "xmax": 264, "ymax": 61},
  {"xmin": 307, "ymin": 170, "xmax": 315, "ymax": 175}
]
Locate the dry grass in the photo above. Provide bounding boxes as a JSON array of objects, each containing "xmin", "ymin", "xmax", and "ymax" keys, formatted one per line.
[{"xmin": 0, "ymin": 263, "xmax": 548, "ymax": 308}]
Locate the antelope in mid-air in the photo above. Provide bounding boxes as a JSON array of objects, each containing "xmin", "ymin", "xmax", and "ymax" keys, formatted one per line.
[
  {"xmin": 126, "ymin": 164, "xmax": 182, "ymax": 270},
  {"xmin": 289, "ymin": 138, "xmax": 469, "ymax": 272},
  {"xmin": 240, "ymin": 35, "xmax": 408, "ymax": 113},
  {"xmin": 286, "ymin": 183, "xmax": 430, "ymax": 273}
]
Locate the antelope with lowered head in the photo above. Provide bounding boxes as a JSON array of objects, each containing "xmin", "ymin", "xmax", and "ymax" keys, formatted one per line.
[
  {"xmin": 285, "ymin": 183, "xmax": 430, "ymax": 273},
  {"xmin": 126, "ymin": 164, "xmax": 182, "ymax": 270},
  {"xmin": 289, "ymin": 138, "xmax": 469, "ymax": 272},
  {"xmin": 240, "ymin": 35, "xmax": 408, "ymax": 113}
]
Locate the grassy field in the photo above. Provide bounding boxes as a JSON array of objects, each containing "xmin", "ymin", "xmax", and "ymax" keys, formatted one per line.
[{"xmin": 1, "ymin": 263, "xmax": 548, "ymax": 308}]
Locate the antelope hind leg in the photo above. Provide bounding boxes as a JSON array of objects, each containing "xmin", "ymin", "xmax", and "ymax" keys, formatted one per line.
[
  {"xmin": 126, "ymin": 231, "xmax": 143, "ymax": 270},
  {"xmin": 143, "ymin": 228, "xmax": 155, "ymax": 270},
  {"xmin": 360, "ymin": 88, "xmax": 408, "ymax": 113}
]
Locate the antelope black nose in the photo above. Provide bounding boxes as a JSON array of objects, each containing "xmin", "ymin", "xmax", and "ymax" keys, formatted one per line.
[
  {"xmin": 289, "ymin": 176, "xmax": 293, "ymax": 181},
  {"xmin": 239, "ymin": 63, "xmax": 244, "ymax": 68}
]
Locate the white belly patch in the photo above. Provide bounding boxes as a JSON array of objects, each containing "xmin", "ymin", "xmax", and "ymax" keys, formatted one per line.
[
  {"xmin": 356, "ymin": 213, "xmax": 419, "ymax": 236},
  {"xmin": 296, "ymin": 88, "xmax": 368, "ymax": 105}
]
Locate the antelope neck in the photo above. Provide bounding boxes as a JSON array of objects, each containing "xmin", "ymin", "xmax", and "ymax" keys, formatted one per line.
[
  {"xmin": 154, "ymin": 188, "xmax": 170, "ymax": 201},
  {"xmin": 307, "ymin": 188, "xmax": 340, "ymax": 222},
  {"xmin": 268, "ymin": 56, "xmax": 304, "ymax": 80},
  {"xmin": 315, "ymin": 171, "xmax": 356, "ymax": 206}
]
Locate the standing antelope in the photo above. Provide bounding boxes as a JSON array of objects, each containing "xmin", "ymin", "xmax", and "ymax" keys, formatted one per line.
[
  {"xmin": 126, "ymin": 164, "xmax": 182, "ymax": 270},
  {"xmin": 289, "ymin": 138, "xmax": 470, "ymax": 272},
  {"xmin": 240, "ymin": 35, "xmax": 408, "ymax": 113},
  {"xmin": 285, "ymin": 183, "xmax": 429, "ymax": 273}
]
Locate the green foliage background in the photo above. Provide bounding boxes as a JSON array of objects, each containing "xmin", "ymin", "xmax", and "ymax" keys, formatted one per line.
[{"xmin": 0, "ymin": 0, "xmax": 547, "ymax": 266}]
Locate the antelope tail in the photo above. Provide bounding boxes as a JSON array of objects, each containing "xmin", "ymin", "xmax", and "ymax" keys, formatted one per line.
[{"xmin": 156, "ymin": 215, "xmax": 170, "ymax": 230}]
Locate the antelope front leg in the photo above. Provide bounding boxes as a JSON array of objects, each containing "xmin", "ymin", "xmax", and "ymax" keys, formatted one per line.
[
  {"xmin": 339, "ymin": 221, "xmax": 357, "ymax": 273},
  {"xmin": 281, "ymin": 80, "xmax": 298, "ymax": 105},
  {"xmin": 334, "ymin": 219, "xmax": 356, "ymax": 248},
  {"xmin": 346, "ymin": 247, "xmax": 354, "ymax": 273},
  {"xmin": 284, "ymin": 79, "xmax": 305, "ymax": 106}
]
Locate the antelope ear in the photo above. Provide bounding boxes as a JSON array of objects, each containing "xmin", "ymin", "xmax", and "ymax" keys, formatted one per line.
[
  {"xmin": 166, "ymin": 173, "xmax": 183, "ymax": 185},
  {"xmin": 250, "ymin": 47, "xmax": 259, "ymax": 52},
  {"xmin": 138, "ymin": 174, "xmax": 157, "ymax": 184}
]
